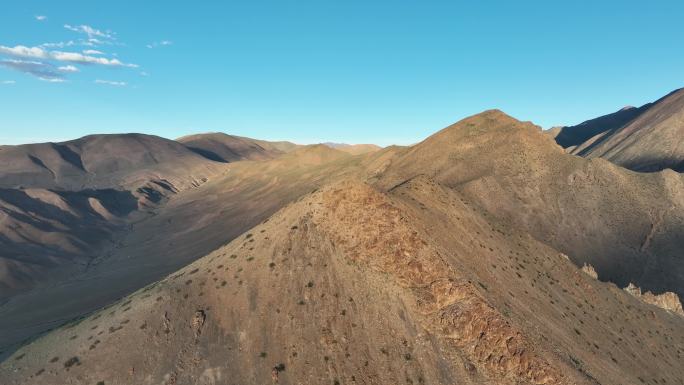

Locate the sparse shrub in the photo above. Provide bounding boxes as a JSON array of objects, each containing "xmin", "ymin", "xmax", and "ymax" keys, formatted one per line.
[
  {"xmin": 64, "ymin": 356, "xmax": 80, "ymax": 368},
  {"xmin": 259, "ymin": 352, "xmax": 267, "ymax": 358}
]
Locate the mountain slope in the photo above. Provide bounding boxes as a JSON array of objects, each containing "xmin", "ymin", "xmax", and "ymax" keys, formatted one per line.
[
  {"xmin": 577, "ymin": 88, "xmax": 684, "ymax": 172},
  {"xmin": 0, "ymin": 133, "xmax": 220, "ymax": 190},
  {"xmin": 376, "ymin": 110, "xmax": 684, "ymax": 299},
  {"xmin": 552, "ymin": 106, "xmax": 648, "ymax": 150},
  {"xmin": 177, "ymin": 132, "xmax": 290, "ymax": 163},
  {"xmin": 323, "ymin": 142, "xmax": 382, "ymax": 155},
  {"xmin": 0, "ymin": 134, "xmax": 224, "ymax": 299},
  {"xmin": 0, "ymin": 144, "xmax": 368, "ymax": 359},
  {"xmin": 552, "ymin": 88, "xmax": 684, "ymax": 172},
  {"xmin": 2, "ymin": 179, "xmax": 683, "ymax": 385}
]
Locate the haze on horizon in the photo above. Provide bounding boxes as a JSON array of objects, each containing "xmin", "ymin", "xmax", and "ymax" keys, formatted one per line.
[{"xmin": 0, "ymin": 1, "xmax": 683, "ymax": 146}]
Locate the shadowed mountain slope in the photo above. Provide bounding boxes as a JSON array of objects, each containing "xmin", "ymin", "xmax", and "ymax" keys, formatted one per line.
[
  {"xmin": 577, "ymin": 88, "xmax": 684, "ymax": 172},
  {"xmin": 0, "ymin": 131, "xmax": 219, "ymax": 288},
  {"xmin": 1, "ymin": 179, "xmax": 683, "ymax": 385},
  {"xmin": 552, "ymin": 106, "xmax": 648, "ymax": 150},
  {"xmin": 0, "ymin": 134, "xmax": 224, "ymax": 299},
  {"xmin": 553, "ymin": 88, "xmax": 684, "ymax": 172}
]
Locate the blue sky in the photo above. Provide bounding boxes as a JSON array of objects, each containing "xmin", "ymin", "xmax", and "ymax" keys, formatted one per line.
[{"xmin": 1, "ymin": 1, "xmax": 683, "ymax": 146}]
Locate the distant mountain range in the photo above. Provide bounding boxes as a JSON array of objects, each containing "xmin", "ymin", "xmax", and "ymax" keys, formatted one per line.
[{"xmin": 549, "ymin": 88, "xmax": 684, "ymax": 172}]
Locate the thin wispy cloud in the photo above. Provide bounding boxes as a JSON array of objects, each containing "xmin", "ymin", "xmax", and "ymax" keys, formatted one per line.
[
  {"xmin": 0, "ymin": 45, "xmax": 138, "ymax": 68},
  {"xmin": 83, "ymin": 49, "xmax": 103, "ymax": 55},
  {"xmin": 1, "ymin": 80, "xmax": 16, "ymax": 84},
  {"xmin": 95, "ymin": 79, "xmax": 127, "ymax": 86},
  {"xmin": 52, "ymin": 50, "xmax": 138, "ymax": 67},
  {"xmin": 40, "ymin": 77, "xmax": 66, "ymax": 83},
  {"xmin": 146, "ymin": 40, "xmax": 172, "ymax": 49},
  {"xmin": 35, "ymin": 15, "xmax": 47, "ymax": 22},
  {"xmin": 40, "ymin": 41, "xmax": 76, "ymax": 49},
  {"xmin": 64, "ymin": 24, "xmax": 115, "ymax": 40}
]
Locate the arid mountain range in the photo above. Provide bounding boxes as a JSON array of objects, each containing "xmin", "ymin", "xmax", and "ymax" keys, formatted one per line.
[{"xmin": 0, "ymin": 89, "xmax": 683, "ymax": 385}]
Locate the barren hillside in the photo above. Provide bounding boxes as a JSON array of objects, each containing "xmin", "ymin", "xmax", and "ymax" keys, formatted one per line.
[
  {"xmin": 376, "ymin": 110, "xmax": 684, "ymax": 299},
  {"xmin": 2, "ymin": 179, "xmax": 682, "ymax": 385}
]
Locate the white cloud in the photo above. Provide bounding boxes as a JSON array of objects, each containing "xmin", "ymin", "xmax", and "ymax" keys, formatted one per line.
[
  {"xmin": 1, "ymin": 80, "xmax": 16, "ymax": 84},
  {"xmin": 139, "ymin": 71, "xmax": 149, "ymax": 76},
  {"xmin": 64, "ymin": 24, "xmax": 115, "ymax": 40},
  {"xmin": 147, "ymin": 40, "xmax": 173, "ymax": 48},
  {"xmin": 35, "ymin": 15, "xmax": 47, "ymax": 21},
  {"xmin": 40, "ymin": 41, "xmax": 76, "ymax": 49},
  {"xmin": 0, "ymin": 45, "xmax": 49, "ymax": 59},
  {"xmin": 0, "ymin": 45, "xmax": 137, "ymax": 68},
  {"xmin": 58, "ymin": 65, "xmax": 79, "ymax": 73},
  {"xmin": 52, "ymin": 50, "xmax": 138, "ymax": 67},
  {"xmin": 83, "ymin": 49, "xmax": 103, "ymax": 55},
  {"xmin": 40, "ymin": 77, "xmax": 66, "ymax": 83},
  {"xmin": 95, "ymin": 79, "xmax": 127, "ymax": 86}
]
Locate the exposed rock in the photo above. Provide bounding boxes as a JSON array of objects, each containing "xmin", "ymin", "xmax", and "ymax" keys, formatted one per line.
[
  {"xmin": 624, "ymin": 283, "xmax": 684, "ymax": 315},
  {"xmin": 580, "ymin": 263, "xmax": 598, "ymax": 279}
]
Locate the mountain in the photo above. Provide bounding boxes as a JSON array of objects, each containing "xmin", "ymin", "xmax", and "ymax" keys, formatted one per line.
[
  {"xmin": 177, "ymin": 133, "xmax": 297, "ymax": 163},
  {"xmin": 376, "ymin": 110, "xmax": 684, "ymax": 299},
  {"xmin": 323, "ymin": 142, "xmax": 382, "ymax": 155},
  {"xmin": 0, "ymin": 133, "xmax": 220, "ymax": 190},
  {"xmin": 1, "ymin": 111, "xmax": 684, "ymax": 384},
  {"xmin": 551, "ymin": 106, "xmax": 648, "ymax": 150},
  {"xmin": 552, "ymin": 88, "xmax": 684, "ymax": 172},
  {"xmin": 0, "ymin": 134, "xmax": 226, "ymax": 299},
  {"xmin": 0, "ymin": 143, "xmax": 365, "ymax": 360},
  {"xmin": 2, "ymin": 178, "xmax": 683, "ymax": 385}
]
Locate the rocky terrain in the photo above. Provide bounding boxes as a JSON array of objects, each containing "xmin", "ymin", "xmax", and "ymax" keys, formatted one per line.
[{"xmin": 1, "ymin": 110, "xmax": 683, "ymax": 384}]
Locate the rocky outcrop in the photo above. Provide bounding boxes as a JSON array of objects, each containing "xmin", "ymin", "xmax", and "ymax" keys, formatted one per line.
[
  {"xmin": 624, "ymin": 283, "xmax": 684, "ymax": 316},
  {"xmin": 580, "ymin": 263, "xmax": 598, "ymax": 279}
]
